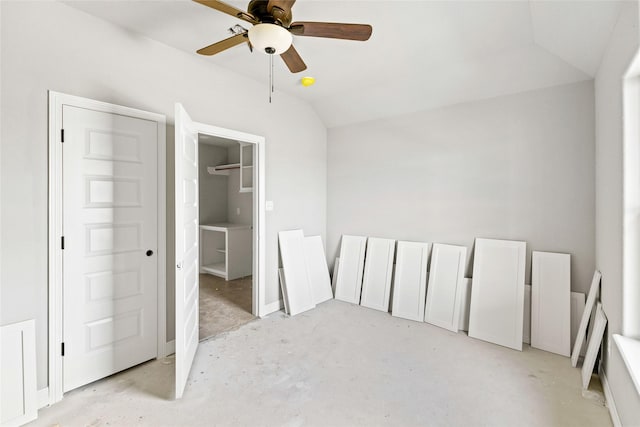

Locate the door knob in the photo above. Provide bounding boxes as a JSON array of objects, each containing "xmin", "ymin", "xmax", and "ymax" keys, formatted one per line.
[{"xmin": 146, "ymin": 250, "xmax": 153, "ymax": 256}]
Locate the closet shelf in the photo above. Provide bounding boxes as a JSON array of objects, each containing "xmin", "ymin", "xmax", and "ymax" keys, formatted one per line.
[
  {"xmin": 199, "ymin": 224, "xmax": 252, "ymax": 281},
  {"xmin": 207, "ymin": 163, "xmax": 240, "ymax": 176}
]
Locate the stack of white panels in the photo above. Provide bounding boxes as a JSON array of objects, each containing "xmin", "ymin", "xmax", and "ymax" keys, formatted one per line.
[
  {"xmin": 282, "ymin": 231, "xmax": 587, "ymax": 362},
  {"xmin": 581, "ymin": 303, "xmax": 607, "ymax": 389},
  {"xmin": 334, "ymin": 236, "xmax": 367, "ymax": 304},
  {"xmin": 278, "ymin": 230, "xmax": 315, "ymax": 316},
  {"xmin": 572, "ymin": 271, "xmax": 602, "ymax": 367},
  {"xmin": 391, "ymin": 241, "xmax": 431, "ymax": 322},
  {"xmin": 360, "ymin": 238, "xmax": 396, "ymax": 312},
  {"xmin": 468, "ymin": 238, "xmax": 526, "ymax": 351},
  {"xmin": 278, "ymin": 231, "xmax": 335, "ymax": 316}
]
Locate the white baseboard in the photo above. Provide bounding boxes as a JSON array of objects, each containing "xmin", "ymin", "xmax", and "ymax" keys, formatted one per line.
[
  {"xmin": 600, "ymin": 366, "xmax": 622, "ymax": 427},
  {"xmin": 165, "ymin": 340, "xmax": 175, "ymax": 356},
  {"xmin": 37, "ymin": 387, "xmax": 49, "ymax": 409},
  {"xmin": 261, "ymin": 299, "xmax": 284, "ymax": 317}
]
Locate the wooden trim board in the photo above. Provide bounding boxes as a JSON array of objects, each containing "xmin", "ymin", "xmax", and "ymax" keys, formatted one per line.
[
  {"xmin": 334, "ymin": 236, "xmax": 367, "ymax": 304},
  {"xmin": 392, "ymin": 241, "xmax": 431, "ymax": 322},
  {"xmin": 531, "ymin": 251, "xmax": 571, "ymax": 356},
  {"xmin": 278, "ymin": 230, "xmax": 315, "ymax": 316},
  {"xmin": 303, "ymin": 236, "xmax": 333, "ymax": 304},
  {"xmin": 360, "ymin": 238, "xmax": 396, "ymax": 312},
  {"xmin": 468, "ymin": 238, "xmax": 526, "ymax": 351},
  {"xmin": 424, "ymin": 244, "xmax": 467, "ymax": 332},
  {"xmin": 572, "ymin": 271, "xmax": 602, "ymax": 367}
]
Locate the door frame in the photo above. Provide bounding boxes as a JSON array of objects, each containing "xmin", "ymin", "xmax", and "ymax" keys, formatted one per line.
[
  {"xmin": 190, "ymin": 120, "xmax": 266, "ymax": 318},
  {"xmin": 47, "ymin": 91, "xmax": 167, "ymax": 405}
]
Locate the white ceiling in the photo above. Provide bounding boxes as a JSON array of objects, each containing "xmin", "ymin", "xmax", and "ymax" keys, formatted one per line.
[{"xmin": 63, "ymin": 0, "xmax": 622, "ymax": 128}]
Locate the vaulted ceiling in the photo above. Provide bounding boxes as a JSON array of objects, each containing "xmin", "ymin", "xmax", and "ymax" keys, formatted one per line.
[{"xmin": 64, "ymin": 0, "xmax": 623, "ymax": 128}]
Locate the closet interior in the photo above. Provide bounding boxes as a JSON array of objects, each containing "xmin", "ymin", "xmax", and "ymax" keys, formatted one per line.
[{"xmin": 198, "ymin": 134, "xmax": 255, "ymax": 340}]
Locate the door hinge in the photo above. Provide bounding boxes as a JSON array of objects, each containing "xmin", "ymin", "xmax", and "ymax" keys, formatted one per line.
[
  {"xmin": 61, "ymin": 236, "xmax": 64, "ymax": 250},
  {"xmin": 61, "ymin": 342, "xmax": 65, "ymax": 356},
  {"xmin": 61, "ymin": 129, "xmax": 64, "ymax": 143}
]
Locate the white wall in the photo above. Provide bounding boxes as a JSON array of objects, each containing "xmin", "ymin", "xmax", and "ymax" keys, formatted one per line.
[
  {"xmin": 227, "ymin": 168, "xmax": 253, "ymax": 225},
  {"xmin": 198, "ymin": 144, "xmax": 229, "ymax": 224},
  {"xmin": 328, "ymin": 81, "xmax": 595, "ymax": 293},
  {"xmin": 594, "ymin": 1, "xmax": 640, "ymax": 424},
  {"xmin": 0, "ymin": 1, "xmax": 326, "ymax": 389}
]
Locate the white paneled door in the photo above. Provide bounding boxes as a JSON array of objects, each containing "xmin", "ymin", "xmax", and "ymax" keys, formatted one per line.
[
  {"xmin": 62, "ymin": 105, "xmax": 158, "ymax": 392},
  {"xmin": 334, "ymin": 236, "xmax": 367, "ymax": 304},
  {"xmin": 424, "ymin": 244, "xmax": 467, "ymax": 332},
  {"xmin": 174, "ymin": 104, "xmax": 200, "ymax": 399},
  {"xmin": 391, "ymin": 241, "xmax": 431, "ymax": 322},
  {"xmin": 468, "ymin": 238, "xmax": 526, "ymax": 351},
  {"xmin": 531, "ymin": 251, "xmax": 571, "ymax": 356},
  {"xmin": 360, "ymin": 238, "xmax": 396, "ymax": 312}
]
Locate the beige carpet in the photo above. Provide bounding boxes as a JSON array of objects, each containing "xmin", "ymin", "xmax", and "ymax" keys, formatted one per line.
[{"xmin": 198, "ymin": 273, "xmax": 255, "ymax": 340}]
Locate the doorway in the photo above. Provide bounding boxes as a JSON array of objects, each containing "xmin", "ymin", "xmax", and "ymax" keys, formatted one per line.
[
  {"xmin": 174, "ymin": 103, "xmax": 266, "ymax": 399},
  {"xmin": 47, "ymin": 92, "xmax": 167, "ymax": 404},
  {"xmin": 197, "ymin": 135, "xmax": 255, "ymax": 340}
]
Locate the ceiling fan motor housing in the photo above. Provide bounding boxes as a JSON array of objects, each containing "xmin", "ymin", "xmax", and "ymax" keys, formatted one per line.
[{"xmin": 248, "ymin": 0, "xmax": 292, "ymax": 26}]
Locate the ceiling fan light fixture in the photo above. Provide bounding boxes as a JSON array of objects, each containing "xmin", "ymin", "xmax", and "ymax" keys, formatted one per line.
[{"xmin": 248, "ymin": 23, "xmax": 292, "ymax": 55}]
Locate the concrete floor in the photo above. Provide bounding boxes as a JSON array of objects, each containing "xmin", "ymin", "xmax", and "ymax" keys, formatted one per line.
[
  {"xmin": 199, "ymin": 274, "xmax": 254, "ymax": 340},
  {"xmin": 32, "ymin": 300, "xmax": 612, "ymax": 427}
]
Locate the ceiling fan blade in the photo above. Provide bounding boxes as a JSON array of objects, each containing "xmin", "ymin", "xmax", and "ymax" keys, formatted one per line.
[
  {"xmin": 197, "ymin": 33, "xmax": 248, "ymax": 56},
  {"xmin": 193, "ymin": 0, "xmax": 258, "ymax": 25},
  {"xmin": 280, "ymin": 44, "xmax": 307, "ymax": 73},
  {"xmin": 289, "ymin": 22, "xmax": 372, "ymax": 41}
]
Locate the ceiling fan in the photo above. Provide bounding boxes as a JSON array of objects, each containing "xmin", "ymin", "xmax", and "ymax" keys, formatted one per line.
[{"xmin": 193, "ymin": 0, "xmax": 373, "ymax": 73}]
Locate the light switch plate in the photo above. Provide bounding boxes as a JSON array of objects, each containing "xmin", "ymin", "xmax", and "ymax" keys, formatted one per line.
[{"xmin": 266, "ymin": 200, "xmax": 274, "ymax": 211}]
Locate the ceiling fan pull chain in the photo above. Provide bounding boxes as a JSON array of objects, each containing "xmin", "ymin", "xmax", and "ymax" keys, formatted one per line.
[{"xmin": 269, "ymin": 53, "xmax": 273, "ymax": 104}]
